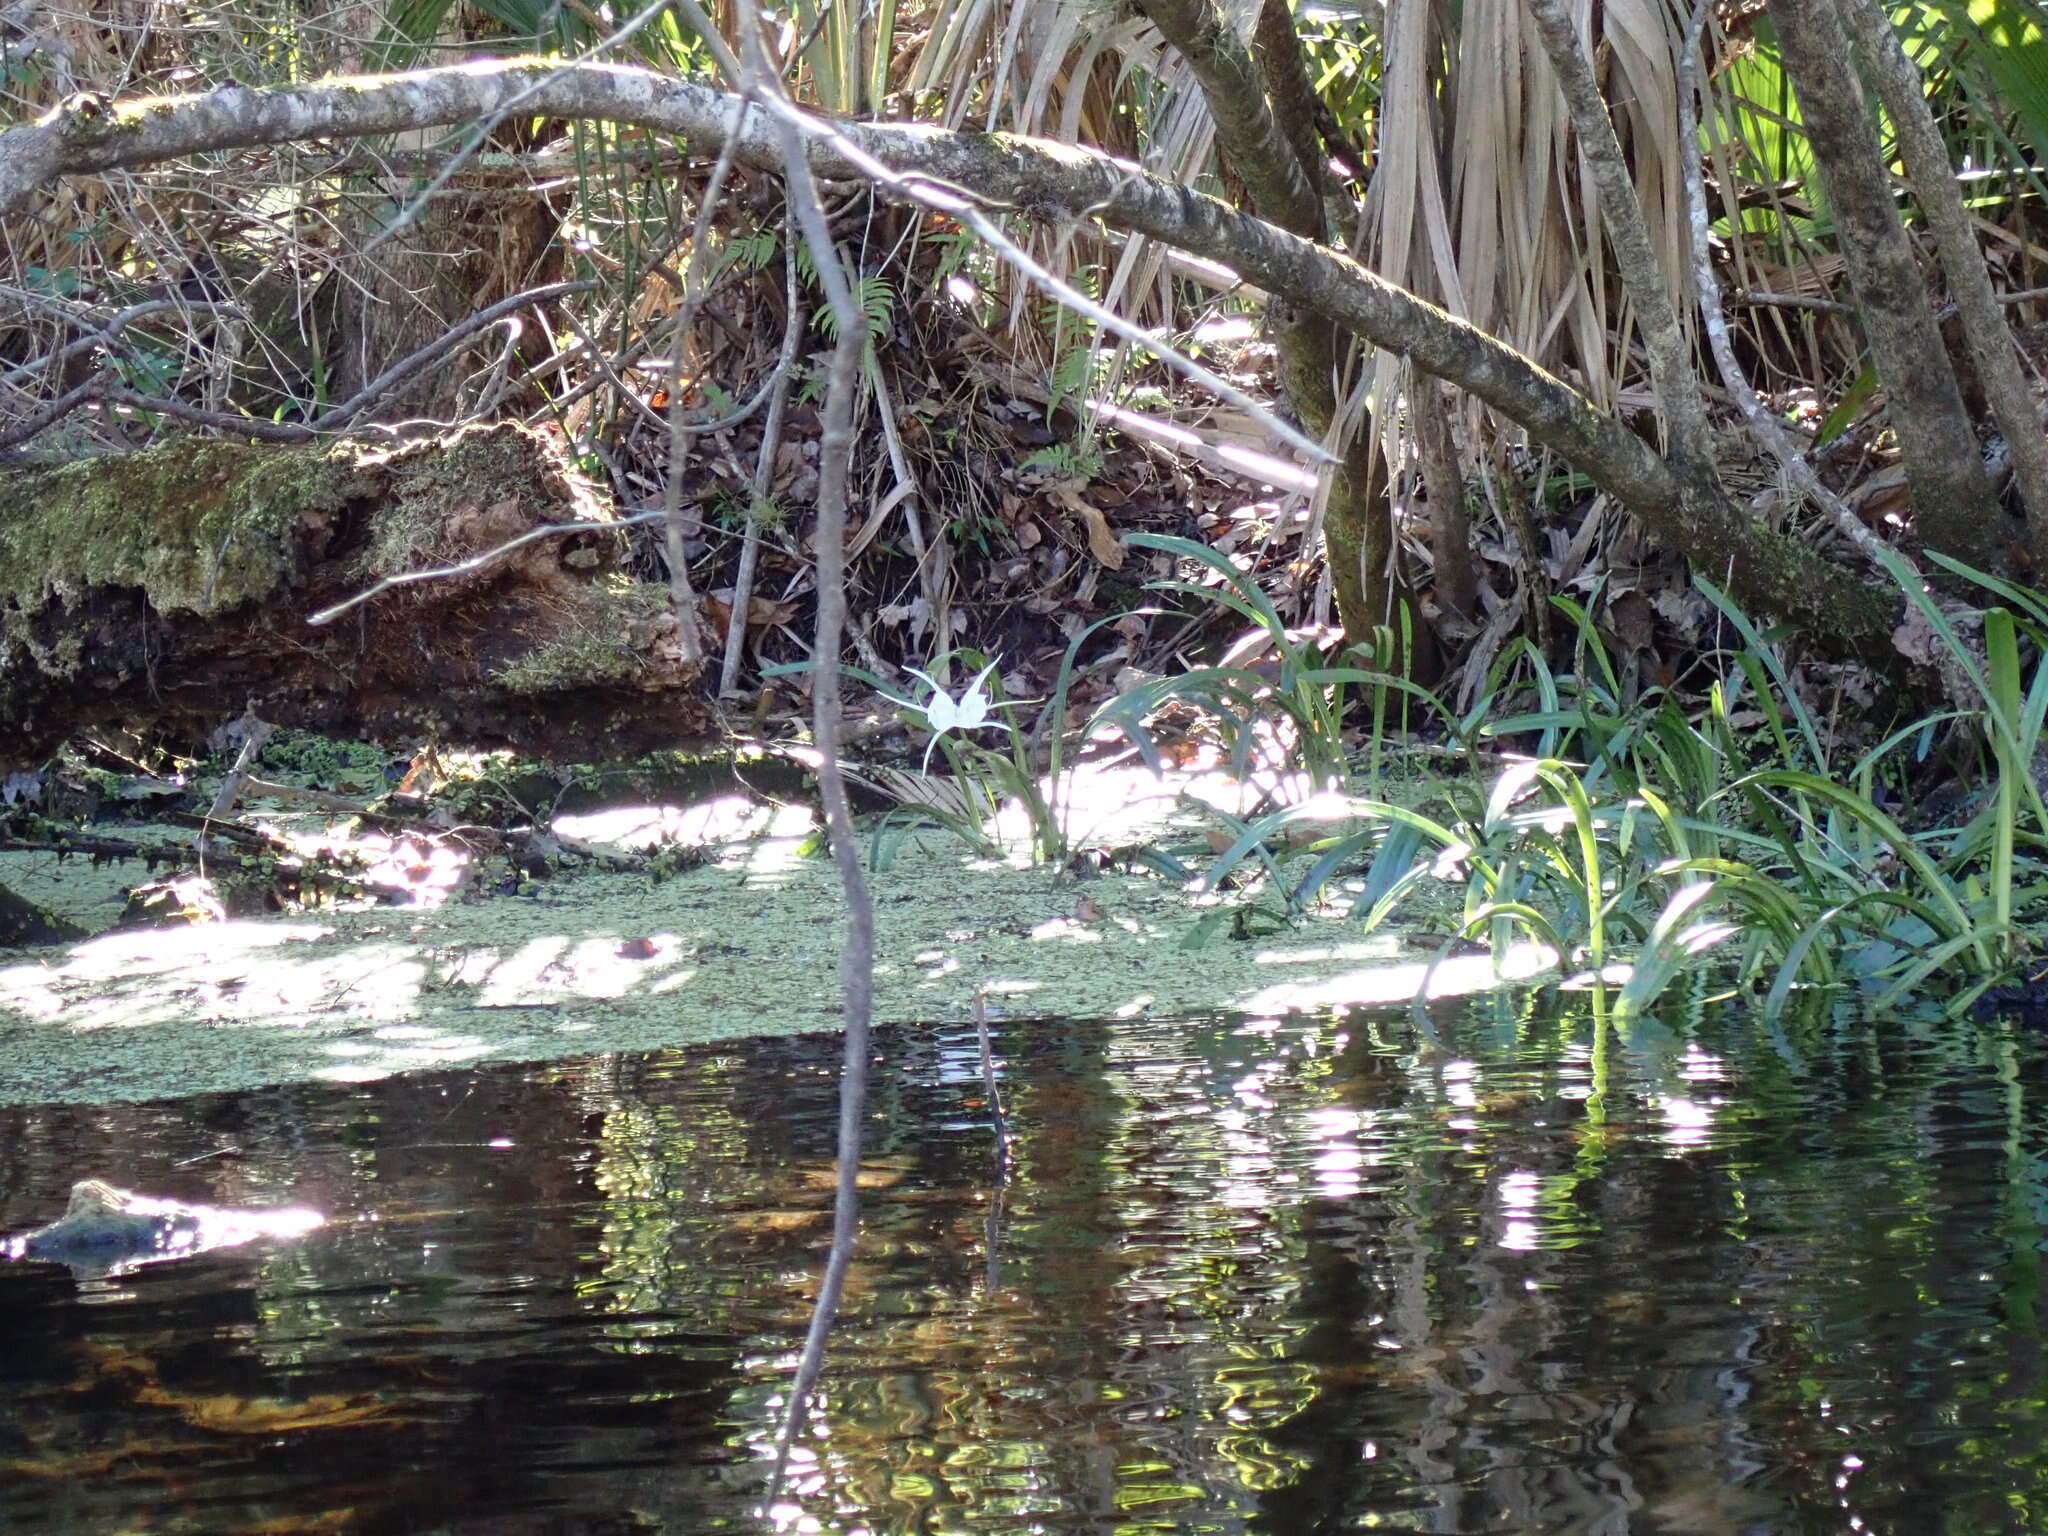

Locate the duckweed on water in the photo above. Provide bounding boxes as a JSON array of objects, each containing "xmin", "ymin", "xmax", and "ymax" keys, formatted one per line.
[{"xmin": 0, "ymin": 791, "xmax": 1531, "ymax": 1106}]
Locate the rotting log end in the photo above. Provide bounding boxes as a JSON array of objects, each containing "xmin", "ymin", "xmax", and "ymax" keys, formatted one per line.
[{"xmin": 0, "ymin": 423, "xmax": 714, "ymax": 765}]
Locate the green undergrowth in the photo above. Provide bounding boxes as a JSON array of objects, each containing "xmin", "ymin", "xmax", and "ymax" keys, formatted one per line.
[{"xmin": 847, "ymin": 536, "xmax": 2048, "ymax": 1025}]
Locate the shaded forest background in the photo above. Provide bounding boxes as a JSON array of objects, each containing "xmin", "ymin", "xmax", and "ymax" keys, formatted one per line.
[{"xmin": 10, "ymin": 0, "xmax": 2048, "ymax": 1009}]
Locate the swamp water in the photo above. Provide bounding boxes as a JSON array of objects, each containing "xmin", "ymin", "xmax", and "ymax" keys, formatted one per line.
[{"xmin": 1, "ymin": 1002, "xmax": 2044, "ymax": 1535}]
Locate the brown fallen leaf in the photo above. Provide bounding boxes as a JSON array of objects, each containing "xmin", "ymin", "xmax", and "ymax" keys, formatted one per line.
[
  {"xmin": 705, "ymin": 591, "xmax": 801, "ymax": 634},
  {"xmin": 1050, "ymin": 485, "xmax": 1125, "ymax": 569}
]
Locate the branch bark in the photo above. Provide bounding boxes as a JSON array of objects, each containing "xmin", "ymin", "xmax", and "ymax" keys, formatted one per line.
[
  {"xmin": 0, "ymin": 59, "xmax": 1899, "ymax": 654},
  {"xmin": 1130, "ymin": 0, "xmax": 1322, "ymax": 235}
]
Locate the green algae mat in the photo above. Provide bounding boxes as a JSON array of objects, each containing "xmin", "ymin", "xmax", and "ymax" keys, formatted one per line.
[{"xmin": 0, "ymin": 774, "xmax": 1541, "ymax": 1106}]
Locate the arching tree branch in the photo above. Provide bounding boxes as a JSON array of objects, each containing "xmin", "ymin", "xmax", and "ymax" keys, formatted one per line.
[{"xmin": 0, "ymin": 59, "xmax": 1898, "ymax": 653}]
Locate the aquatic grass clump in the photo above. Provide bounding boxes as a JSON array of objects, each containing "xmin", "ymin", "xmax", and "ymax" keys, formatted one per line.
[
  {"xmin": 1167, "ymin": 552, "xmax": 2048, "ymax": 1021},
  {"xmin": 1702, "ymin": 548, "xmax": 2048, "ymax": 1012},
  {"xmin": 1372, "ymin": 558, "xmax": 2048, "ymax": 1019}
]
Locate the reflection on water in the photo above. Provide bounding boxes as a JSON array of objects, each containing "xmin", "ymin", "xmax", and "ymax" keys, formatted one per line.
[{"xmin": 1, "ymin": 996, "xmax": 2045, "ymax": 1533}]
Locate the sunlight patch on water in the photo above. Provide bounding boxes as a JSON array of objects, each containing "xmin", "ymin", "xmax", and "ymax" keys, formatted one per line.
[
  {"xmin": 0, "ymin": 780, "xmax": 1534, "ymax": 1104},
  {"xmin": 469, "ymin": 934, "xmax": 699, "ymax": 1004},
  {"xmin": 1679, "ymin": 1044, "xmax": 1727, "ymax": 1082},
  {"xmin": 1240, "ymin": 940, "xmax": 1557, "ymax": 1011},
  {"xmin": 0, "ymin": 922, "xmax": 421, "ymax": 1032},
  {"xmin": 1497, "ymin": 1169, "xmax": 1545, "ymax": 1251},
  {"xmin": 1657, "ymin": 1095, "xmax": 1718, "ymax": 1149},
  {"xmin": 554, "ymin": 795, "xmax": 807, "ymax": 848},
  {"xmin": 318, "ymin": 1023, "xmax": 496, "ymax": 1080}
]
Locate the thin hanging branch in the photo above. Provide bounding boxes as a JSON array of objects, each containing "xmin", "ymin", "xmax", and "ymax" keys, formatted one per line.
[
  {"xmin": 972, "ymin": 987, "xmax": 1009, "ymax": 1297},
  {"xmin": 750, "ymin": 14, "xmax": 877, "ymax": 1502},
  {"xmin": 652, "ymin": 97, "xmax": 760, "ymax": 669}
]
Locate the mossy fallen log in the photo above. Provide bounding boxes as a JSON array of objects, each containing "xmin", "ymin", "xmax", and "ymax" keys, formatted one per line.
[{"xmin": 0, "ymin": 423, "xmax": 712, "ymax": 764}]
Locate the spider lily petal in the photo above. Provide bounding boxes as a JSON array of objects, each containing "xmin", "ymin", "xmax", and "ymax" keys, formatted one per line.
[{"xmin": 910, "ymin": 658, "xmax": 1005, "ymax": 775}]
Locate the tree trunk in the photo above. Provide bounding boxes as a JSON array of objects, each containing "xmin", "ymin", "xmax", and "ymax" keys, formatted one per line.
[
  {"xmin": 1414, "ymin": 382, "xmax": 1477, "ymax": 625},
  {"xmin": 327, "ymin": 0, "xmax": 569, "ymax": 424},
  {"xmin": 1766, "ymin": 0, "xmax": 2010, "ymax": 572},
  {"xmin": 331, "ymin": 175, "xmax": 566, "ymax": 422},
  {"xmin": 0, "ymin": 422, "xmax": 709, "ymax": 766},
  {"xmin": 1838, "ymin": 0, "xmax": 2048, "ymax": 571},
  {"xmin": 1130, "ymin": 0, "xmax": 1424, "ymax": 663}
]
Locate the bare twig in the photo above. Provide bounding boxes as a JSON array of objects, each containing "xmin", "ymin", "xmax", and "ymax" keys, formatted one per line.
[
  {"xmin": 859, "ymin": 351, "xmax": 951, "ymax": 675},
  {"xmin": 310, "ymin": 278, "xmax": 598, "ymax": 433},
  {"xmin": 306, "ymin": 506, "xmax": 681, "ymax": 626},
  {"xmin": 16, "ymin": 280, "xmax": 598, "ymax": 448},
  {"xmin": 719, "ymin": 223, "xmax": 805, "ymax": 697},
  {"xmin": 554, "ymin": 307, "xmax": 669, "ymax": 435},
  {"xmin": 0, "ymin": 296, "xmax": 227, "ymax": 394},
  {"xmin": 362, "ymin": 0, "xmax": 718, "ymax": 256},
  {"xmin": 0, "ymin": 374, "xmax": 104, "ymax": 450},
  {"xmin": 653, "ymin": 96, "xmax": 758, "ymax": 670},
  {"xmin": 1726, "ymin": 289, "xmax": 1852, "ymax": 313},
  {"xmin": 199, "ymin": 709, "xmax": 273, "ymax": 858},
  {"xmin": 534, "ymin": 305, "xmax": 798, "ymax": 443},
  {"xmin": 101, "ymin": 385, "xmax": 318, "ymax": 440},
  {"xmin": 458, "ymin": 316, "xmax": 524, "ymax": 416}
]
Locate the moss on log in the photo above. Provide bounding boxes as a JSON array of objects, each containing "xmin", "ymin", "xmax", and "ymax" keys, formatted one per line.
[{"xmin": 0, "ymin": 423, "xmax": 712, "ymax": 763}]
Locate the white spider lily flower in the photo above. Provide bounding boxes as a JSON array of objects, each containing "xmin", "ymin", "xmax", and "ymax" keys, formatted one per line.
[{"xmin": 907, "ymin": 658, "xmax": 1004, "ymax": 774}]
